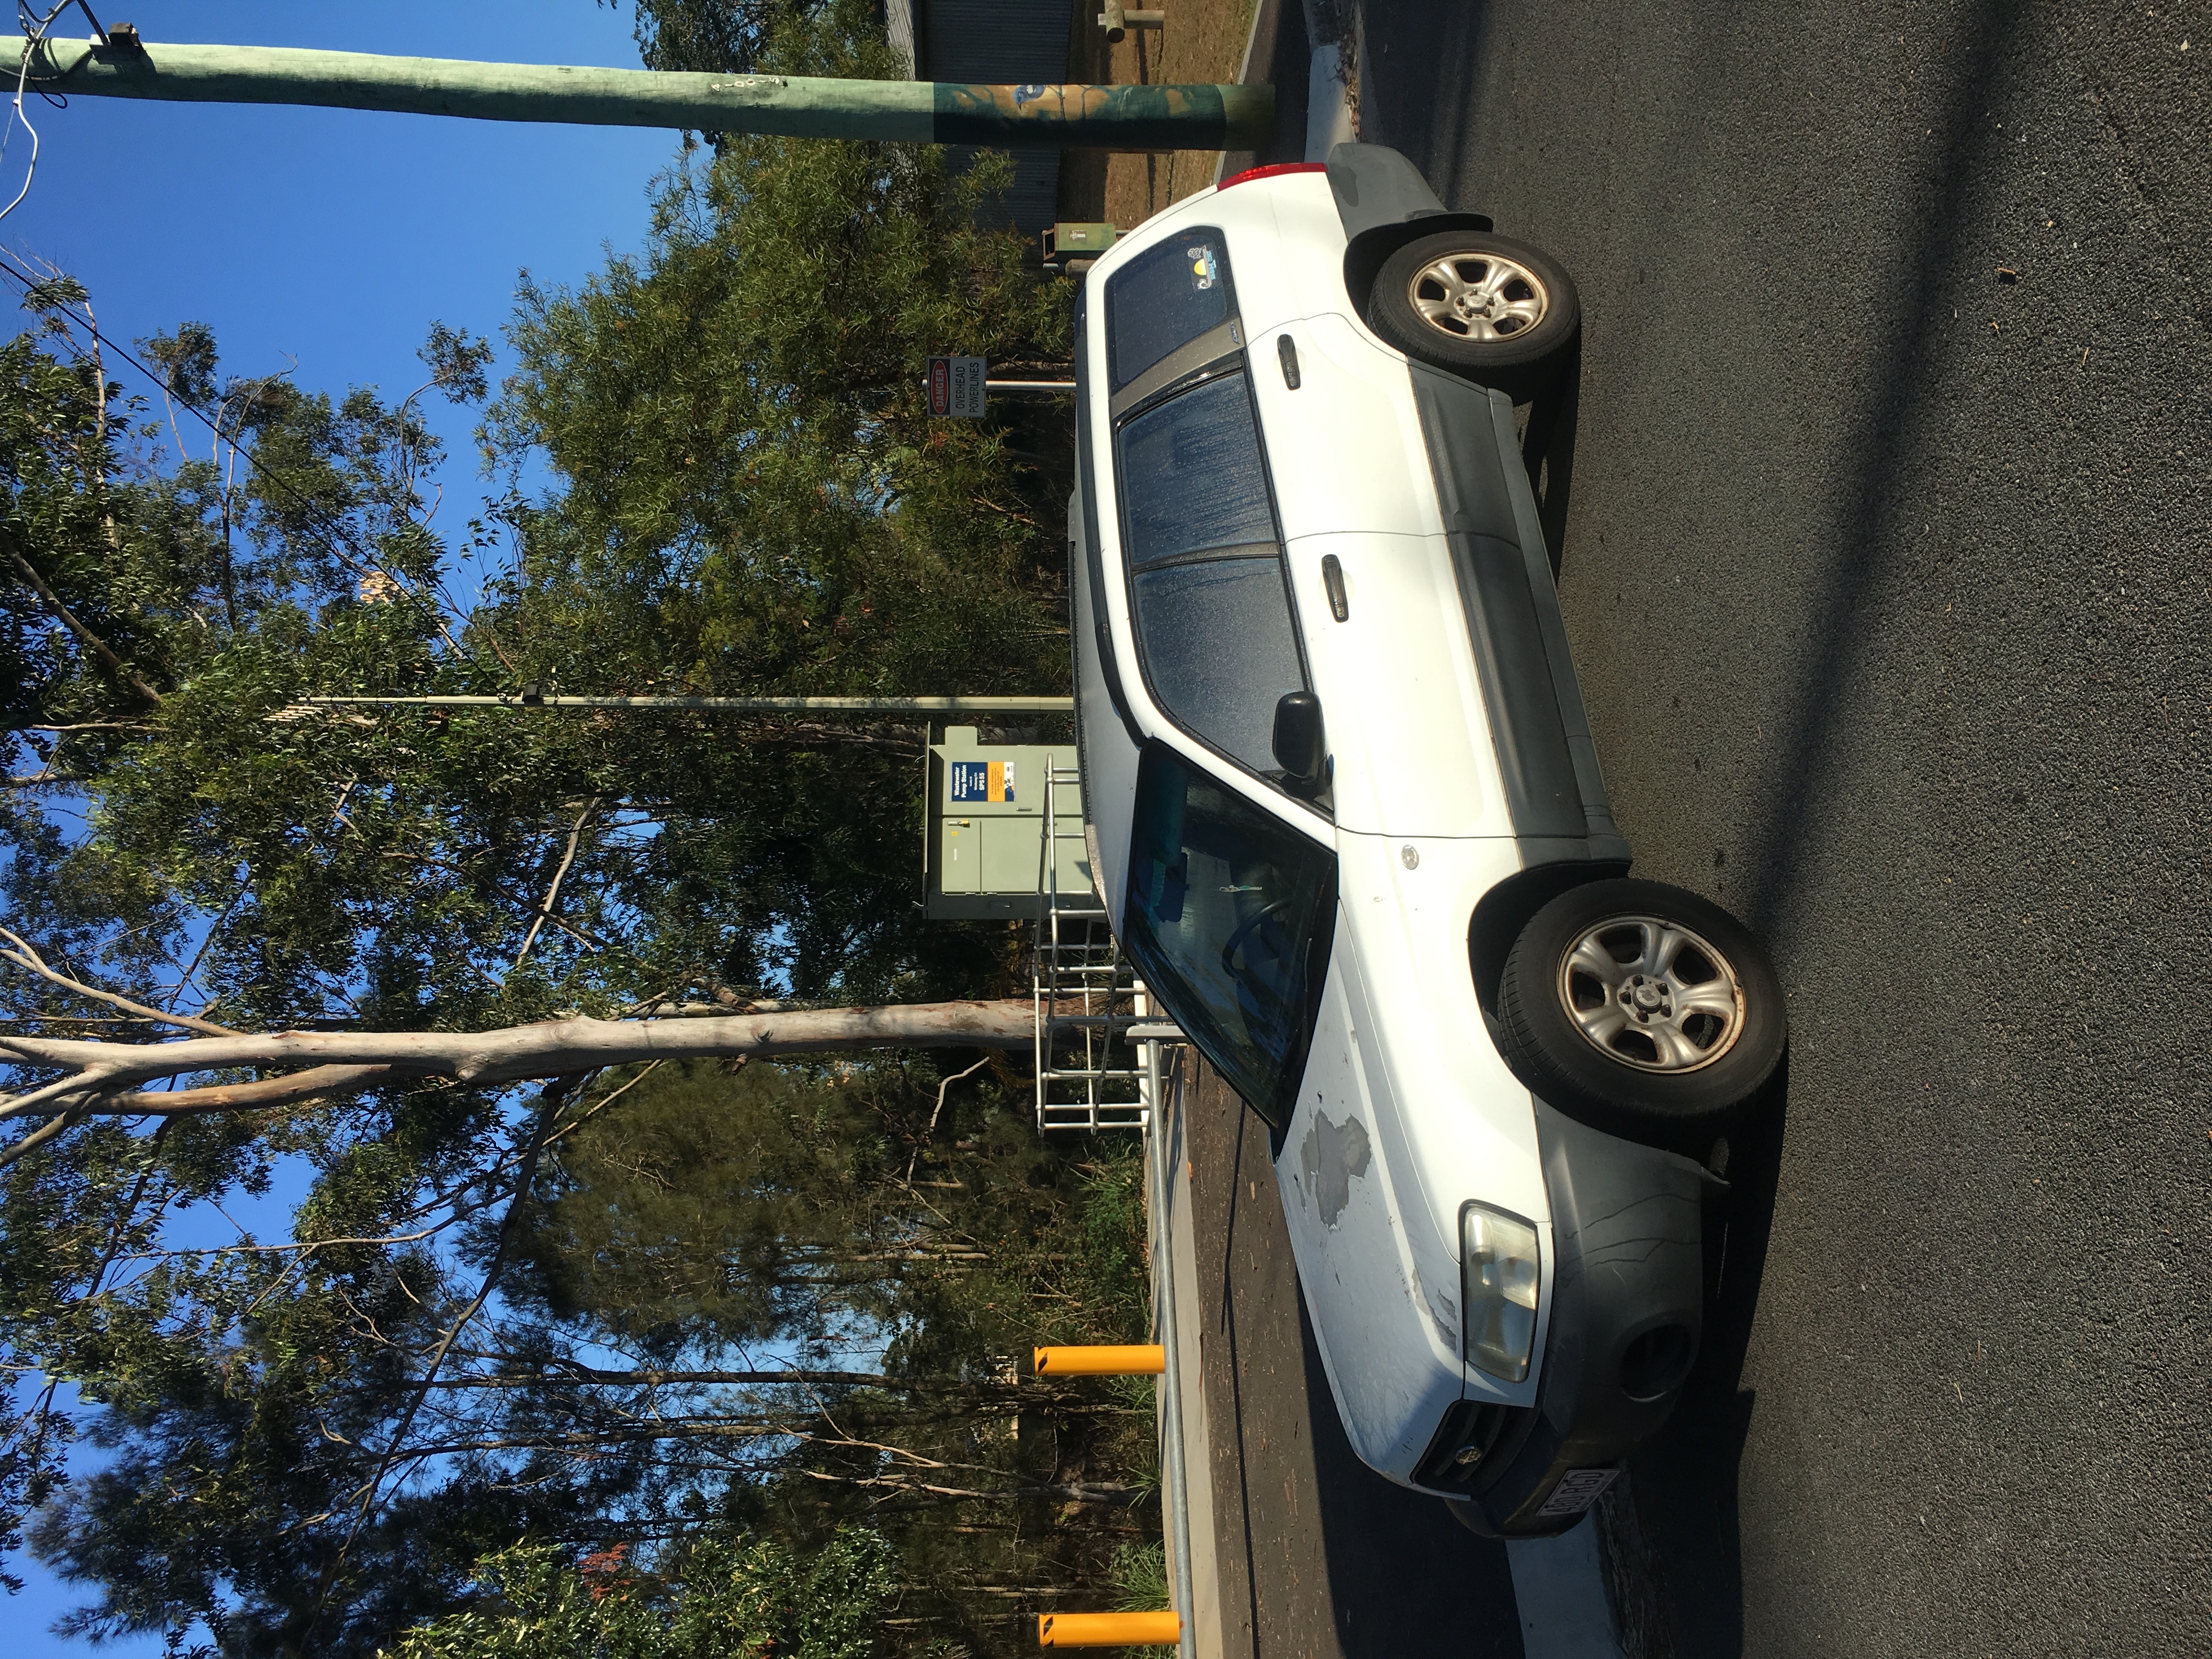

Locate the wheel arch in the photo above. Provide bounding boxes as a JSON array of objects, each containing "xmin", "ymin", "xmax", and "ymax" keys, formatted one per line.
[
  {"xmin": 1323, "ymin": 142, "xmax": 1495, "ymax": 335},
  {"xmin": 1343, "ymin": 213, "xmax": 1497, "ymax": 332},
  {"xmin": 1468, "ymin": 860, "xmax": 1630, "ymax": 1018}
]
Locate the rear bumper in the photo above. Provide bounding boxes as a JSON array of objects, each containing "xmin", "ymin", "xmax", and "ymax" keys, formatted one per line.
[{"xmin": 1423, "ymin": 1104, "xmax": 1712, "ymax": 1536}]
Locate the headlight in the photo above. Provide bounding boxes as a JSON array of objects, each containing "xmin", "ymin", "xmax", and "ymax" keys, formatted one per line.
[{"xmin": 1461, "ymin": 1203, "xmax": 1540, "ymax": 1383}]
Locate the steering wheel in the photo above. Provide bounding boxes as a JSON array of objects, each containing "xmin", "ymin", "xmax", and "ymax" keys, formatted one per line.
[{"xmin": 1219, "ymin": 898, "xmax": 1294, "ymax": 975}]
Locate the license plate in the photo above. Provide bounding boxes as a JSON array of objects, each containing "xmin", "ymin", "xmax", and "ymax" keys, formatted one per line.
[{"xmin": 1536, "ymin": 1466, "xmax": 1620, "ymax": 1518}]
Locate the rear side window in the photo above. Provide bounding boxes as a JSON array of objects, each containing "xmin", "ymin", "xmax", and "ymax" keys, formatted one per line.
[
  {"xmin": 1105, "ymin": 229, "xmax": 1235, "ymax": 392},
  {"xmin": 1117, "ymin": 375, "xmax": 1275, "ymax": 564},
  {"xmin": 1130, "ymin": 561, "xmax": 1303, "ymax": 773},
  {"xmin": 1114, "ymin": 372, "xmax": 1305, "ymax": 774}
]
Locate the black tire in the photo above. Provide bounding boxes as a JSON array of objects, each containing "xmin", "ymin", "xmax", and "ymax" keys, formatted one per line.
[
  {"xmin": 1494, "ymin": 878, "xmax": 1785, "ymax": 1148},
  {"xmin": 1367, "ymin": 230, "xmax": 1581, "ymax": 400}
]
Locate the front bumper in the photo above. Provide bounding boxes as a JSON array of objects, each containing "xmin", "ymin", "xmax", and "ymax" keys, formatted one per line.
[{"xmin": 1421, "ymin": 1103, "xmax": 1713, "ymax": 1536}]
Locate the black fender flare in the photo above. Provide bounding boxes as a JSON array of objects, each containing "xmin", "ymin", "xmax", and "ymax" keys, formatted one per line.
[{"xmin": 1327, "ymin": 142, "xmax": 1494, "ymax": 321}]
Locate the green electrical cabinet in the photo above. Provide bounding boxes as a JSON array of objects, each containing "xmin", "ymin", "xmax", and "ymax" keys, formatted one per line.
[
  {"xmin": 1042, "ymin": 221, "xmax": 1118, "ymax": 274},
  {"xmin": 923, "ymin": 726, "xmax": 1092, "ymax": 919}
]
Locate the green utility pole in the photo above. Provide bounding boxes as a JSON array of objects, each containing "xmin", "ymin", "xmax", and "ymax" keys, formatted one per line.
[
  {"xmin": 298, "ymin": 695, "xmax": 1073, "ymax": 713},
  {"xmin": 2, "ymin": 33, "xmax": 1272, "ymax": 150}
]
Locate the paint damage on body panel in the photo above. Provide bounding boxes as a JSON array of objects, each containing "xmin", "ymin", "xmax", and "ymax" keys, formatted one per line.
[
  {"xmin": 1420, "ymin": 1272, "xmax": 1459, "ymax": 1353},
  {"xmin": 1299, "ymin": 1107, "xmax": 1372, "ymax": 1228}
]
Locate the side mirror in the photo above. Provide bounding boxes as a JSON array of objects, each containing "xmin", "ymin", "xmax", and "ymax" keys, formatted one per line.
[{"xmin": 1272, "ymin": 691, "xmax": 1327, "ymax": 799}]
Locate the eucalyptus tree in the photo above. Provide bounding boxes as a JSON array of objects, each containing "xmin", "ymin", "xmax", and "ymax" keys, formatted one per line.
[{"xmin": 0, "ymin": 4, "xmax": 1119, "ymax": 1649}]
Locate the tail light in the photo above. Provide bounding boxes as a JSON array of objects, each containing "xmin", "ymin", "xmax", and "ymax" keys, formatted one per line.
[{"xmin": 1217, "ymin": 161, "xmax": 1328, "ymax": 190}]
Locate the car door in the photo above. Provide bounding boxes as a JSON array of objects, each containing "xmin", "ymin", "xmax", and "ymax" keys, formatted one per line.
[{"xmin": 1246, "ymin": 312, "xmax": 1515, "ymax": 841}]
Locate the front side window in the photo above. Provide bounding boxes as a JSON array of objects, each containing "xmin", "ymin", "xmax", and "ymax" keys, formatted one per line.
[
  {"xmin": 1105, "ymin": 229, "xmax": 1237, "ymax": 391},
  {"xmin": 1122, "ymin": 744, "xmax": 1336, "ymax": 1127}
]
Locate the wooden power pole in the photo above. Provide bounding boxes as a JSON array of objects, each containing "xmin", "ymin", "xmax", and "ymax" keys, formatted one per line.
[{"xmin": 2, "ymin": 32, "xmax": 1272, "ymax": 150}]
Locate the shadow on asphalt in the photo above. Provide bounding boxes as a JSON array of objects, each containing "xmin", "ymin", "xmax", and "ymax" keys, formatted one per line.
[
  {"xmin": 1352, "ymin": 0, "xmax": 1500, "ymax": 205},
  {"xmin": 1523, "ymin": 334, "xmax": 1583, "ymax": 576},
  {"xmin": 1363, "ymin": 0, "xmax": 2015, "ymax": 946},
  {"xmin": 1724, "ymin": 0, "xmax": 2011, "ymax": 942},
  {"xmin": 1617, "ymin": 1058, "xmax": 1794, "ymax": 1657}
]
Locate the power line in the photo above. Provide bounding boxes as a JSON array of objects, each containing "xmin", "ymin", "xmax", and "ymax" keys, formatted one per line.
[
  {"xmin": 1, "ymin": 4, "xmax": 74, "ymax": 229},
  {"xmin": 0, "ymin": 251, "xmax": 472, "ymax": 625}
]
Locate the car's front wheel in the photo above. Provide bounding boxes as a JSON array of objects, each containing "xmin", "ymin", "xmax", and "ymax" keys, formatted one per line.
[
  {"xmin": 1367, "ymin": 230, "xmax": 1580, "ymax": 399},
  {"xmin": 1494, "ymin": 879, "xmax": 1786, "ymax": 1148}
]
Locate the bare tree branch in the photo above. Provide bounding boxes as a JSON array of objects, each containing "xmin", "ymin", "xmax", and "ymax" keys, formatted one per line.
[
  {"xmin": 377, "ymin": 851, "xmax": 610, "ymax": 951},
  {"xmin": 316, "ymin": 1081, "xmax": 568, "ymax": 1628},
  {"xmin": 797, "ymin": 1469, "xmax": 1150, "ymax": 1506},
  {"xmin": 905, "ymin": 1054, "xmax": 990, "ymax": 1185},
  {"xmin": 0, "ymin": 1001, "xmax": 1031, "ymax": 1109},
  {"xmin": 96, "ymin": 1063, "xmax": 403, "ymax": 1115},
  {"xmin": 0, "ymin": 1000, "xmax": 1035, "ymax": 1167},
  {"xmin": 513, "ymin": 797, "xmax": 599, "ymax": 969},
  {"xmin": 2, "ymin": 1105, "xmax": 83, "ymax": 1164},
  {"xmin": 0, "ymin": 926, "xmax": 245, "ymax": 1037}
]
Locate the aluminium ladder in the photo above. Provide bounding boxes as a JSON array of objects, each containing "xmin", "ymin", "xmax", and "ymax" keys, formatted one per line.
[{"xmin": 1032, "ymin": 758, "xmax": 1164, "ymax": 1131}]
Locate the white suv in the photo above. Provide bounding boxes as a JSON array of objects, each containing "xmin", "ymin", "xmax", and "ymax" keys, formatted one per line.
[{"xmin": 1069, "ymin": 145, "xmax": 1787, "ymax": 1536}]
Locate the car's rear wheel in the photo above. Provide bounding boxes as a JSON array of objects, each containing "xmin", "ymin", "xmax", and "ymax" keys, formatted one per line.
[
  {"xmin": 1494, "ymin": 879, "xmax": 1785, "ymax": 1148},
  {"xmin": 1367, "ymin": 230, "xmax": 1581, "ymax": 399}
]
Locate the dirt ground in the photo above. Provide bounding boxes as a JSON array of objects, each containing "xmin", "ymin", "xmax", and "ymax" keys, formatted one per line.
[{"xmin": 1059, "ymin": 0, "xmax": 1260, "ymax": 232}]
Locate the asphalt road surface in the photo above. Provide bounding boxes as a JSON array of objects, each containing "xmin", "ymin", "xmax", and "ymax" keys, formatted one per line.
[{"xmin": 1346, "ymin": 3, "xmax": 2211, "ymax": 1655}]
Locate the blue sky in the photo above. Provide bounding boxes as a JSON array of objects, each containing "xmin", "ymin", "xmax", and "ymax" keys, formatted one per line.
[
  {"xmin": 3, "ymin": 4, "xmax": 676, "ymax": 1648},
  {"xmin": 2, "ymin": 1, "xmax": 676, "ymax": 590}
]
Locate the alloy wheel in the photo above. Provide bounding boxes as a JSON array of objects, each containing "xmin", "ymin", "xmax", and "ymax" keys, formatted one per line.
[
  {"xmin": 1557, "ymin": 916, "xmax": 1746, "ymax": 1073},
  {"xmin": 1407, "ymin": 251, "xmax": 1550, "ymax": 341}
]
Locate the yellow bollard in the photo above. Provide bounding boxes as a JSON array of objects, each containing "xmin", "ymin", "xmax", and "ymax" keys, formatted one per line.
[
  {"xmin": 1032, "ymin": 1344, "xmax": 1167, "ymax": 1376},
  {"xmin": 1037, "ymin": 1610, "xmax": 1182, "ymax": 1647}
]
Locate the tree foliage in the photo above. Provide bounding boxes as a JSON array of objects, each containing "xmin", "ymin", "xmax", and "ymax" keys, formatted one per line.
[
  {"xmin": 484, "ymin": 6, "xmax": 1073, "ymax": 729},
  {"xmin": 0, "ymin": 4, "xmax": 1135, "ymax": 1652},
  {"xmin": 383, "ymin": 1530, "xmax": 895, "ymax": 1659},
  {"xmin": 15, "ymin": 1058, "xmax": 1154, "ymax": 1657},
  {"xmin": 601, "ymin": 0, "xmax": 808, "ymax": 76}
]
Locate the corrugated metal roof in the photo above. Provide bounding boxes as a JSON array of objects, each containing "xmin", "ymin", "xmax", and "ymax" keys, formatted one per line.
[
  {"xmin": 919, "ymin": 0, "xmax": 1070, "ymax": 81},
  {"xmin": 916, "ymin": 0, "xmax": 1070, "ymax": 243}
]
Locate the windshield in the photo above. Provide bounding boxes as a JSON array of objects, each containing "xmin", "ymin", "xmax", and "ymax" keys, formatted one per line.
[{"xmin": 1121, "ymin": 745, "xmax": 1336, "ymax": 1127}]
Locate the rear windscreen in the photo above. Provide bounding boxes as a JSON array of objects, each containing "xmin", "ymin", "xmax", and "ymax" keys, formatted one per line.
[{"xmin": 1104, "ymin": 229, "xmax": 1236, "ymax": 392}]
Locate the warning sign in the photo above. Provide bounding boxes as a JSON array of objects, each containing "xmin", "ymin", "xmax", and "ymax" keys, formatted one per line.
[
  {"xmin": 949, "ymin": 759, "xmax": 1015, "ymax": 803},
  {"xmin": 927, "ymin": 356, "xmax": 986, "ymax": 418}
]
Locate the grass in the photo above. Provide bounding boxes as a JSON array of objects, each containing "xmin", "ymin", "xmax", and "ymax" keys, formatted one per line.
[{"xmin": 1109, "ymin": 1540, "xmax": 1178, "ymax": 1658}]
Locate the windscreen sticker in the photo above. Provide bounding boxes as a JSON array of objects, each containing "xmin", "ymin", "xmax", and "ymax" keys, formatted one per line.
[
  {"xmin": 949, "ymin": 760, "xmax": 1015, "ymax": 803},
  {"xmin": 1188, "ymin": 242, "xmax": 1219, "ymax": 291}
]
